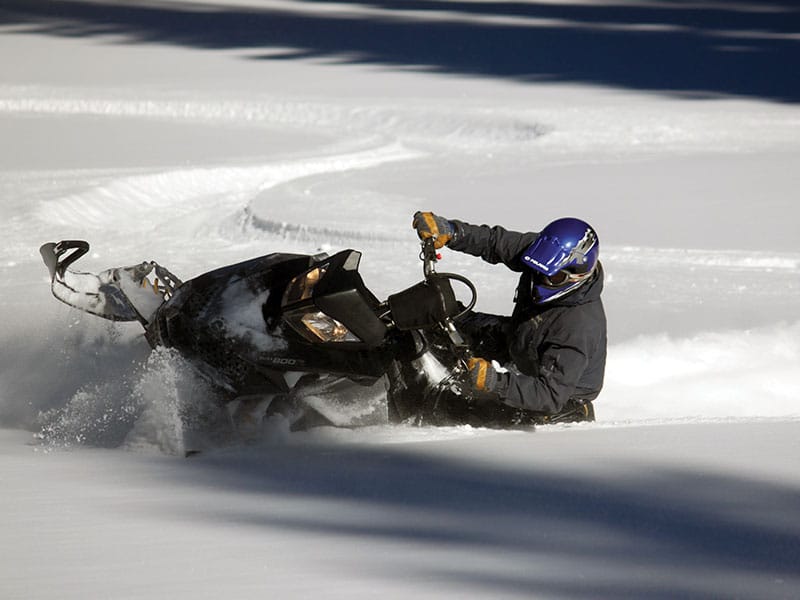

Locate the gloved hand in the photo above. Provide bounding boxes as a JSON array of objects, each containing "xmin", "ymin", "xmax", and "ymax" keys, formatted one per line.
[
  {"xmin": 467, "ymin": 357, "xmax": 499, "ymax": 393},
  {"xmin": 412, "ymin": 211, "xmax": 454, "ymax": 249}
]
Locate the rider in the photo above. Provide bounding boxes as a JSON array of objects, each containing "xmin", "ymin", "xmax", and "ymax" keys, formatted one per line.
[{"xmin": 412, "ymin": 211, "xmax": 607, "ymax": 423}]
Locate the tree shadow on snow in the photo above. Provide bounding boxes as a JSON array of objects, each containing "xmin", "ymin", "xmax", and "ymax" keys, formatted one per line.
[
  {"xmin": 161, "ymin": 438, "xmax": 800, "ymax": 599},
  {"xmin": 1, "ymin": 0, "xmax": 800, "ymax": 102}
]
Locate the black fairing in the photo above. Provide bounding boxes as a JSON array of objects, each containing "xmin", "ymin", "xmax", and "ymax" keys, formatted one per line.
[
  {"xmin": 284, "ymin": 249, "xmax": 388, "ymax": 347},
  {"xmin": 387, "ymin": 274, "xmax": 459, "ymax": 331},
  {"xmin": 145, "ymin": 251, "xmax": 394, "ymax": 395}
]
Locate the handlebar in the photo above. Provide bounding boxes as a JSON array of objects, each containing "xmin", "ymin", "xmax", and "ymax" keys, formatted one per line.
[
  {"xmin": 416, "ymin": 238, "xmax": 477, "ymax": 358},
  {"xmin": 420, "ymin": 237, "xmax": 439, "ymax": 278},
  {"xmin": 419, "ymin": 238, "xmax": 477, "ymax": 318}
]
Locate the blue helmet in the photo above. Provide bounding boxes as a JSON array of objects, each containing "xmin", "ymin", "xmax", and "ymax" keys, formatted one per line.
[{"xmin": 521, "ymin": 217, "xmax": 599, "ymax": 303}]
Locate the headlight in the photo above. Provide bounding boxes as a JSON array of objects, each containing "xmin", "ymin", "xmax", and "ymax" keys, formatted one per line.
[
  {"xmin": 282, "ymin": 266, "xmax": 327, "ymax": 306},
  {"xmin": 299, "ymin": 311, "xmax": 361, "ymax": 343}
]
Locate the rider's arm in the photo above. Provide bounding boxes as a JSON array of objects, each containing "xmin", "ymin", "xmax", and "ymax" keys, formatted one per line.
[
  {"xmin": 492, "ymin": 307, "xmax": 599, "ymax": 414},
  {"xmin": 448, "ymin": 220, "xmax": 538, "ymax": 270},
  {"xmin": 496, "ymin": 341, "xmax": 590, "ymax": 414}
]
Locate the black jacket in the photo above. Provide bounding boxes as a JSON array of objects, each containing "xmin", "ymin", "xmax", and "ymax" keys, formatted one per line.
[{"xmin": 449, "ymin": 220, "xmax": 607, "ymax": 414}]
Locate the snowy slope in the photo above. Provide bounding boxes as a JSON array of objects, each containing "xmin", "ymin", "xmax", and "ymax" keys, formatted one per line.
[{"xmin": 1, "ymin": 1, "xmax": 799, "ymax": 598}]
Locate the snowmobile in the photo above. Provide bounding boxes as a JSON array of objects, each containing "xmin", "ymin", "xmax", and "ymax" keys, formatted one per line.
[{"xmin": 40, "ymin": 238, "xmax": 540, "ymax": 431}]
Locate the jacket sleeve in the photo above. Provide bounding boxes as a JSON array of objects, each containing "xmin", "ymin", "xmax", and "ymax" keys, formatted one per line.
[
  {"xmin": 496, "ymin": 320, "xmax": 591, "ymax": 414},
  {"xmin": 449, "ymin": 220, "xmax": 538, "ymax": 271}
]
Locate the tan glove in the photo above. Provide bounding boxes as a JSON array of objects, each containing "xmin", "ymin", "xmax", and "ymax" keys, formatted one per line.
[
  {"xmin": 467, "ymin": 357, "xmax": 499, "ymax": 392},
  {"xmin": 412, "ymin": 211, "xmax": 454, "ymax": 249}
]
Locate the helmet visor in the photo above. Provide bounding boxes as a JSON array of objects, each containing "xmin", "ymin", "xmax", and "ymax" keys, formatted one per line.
[
  {"xmin": 522, "ymin": 229, "xmax": 598, "ymax": 277},
  {"xmin": 521, "ymin": 236, "xmax": 572, "ymax": 276}
]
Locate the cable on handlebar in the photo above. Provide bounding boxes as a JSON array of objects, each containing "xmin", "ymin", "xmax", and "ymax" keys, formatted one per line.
[{"xmin": 434, "ymin": 272, "xmax": 477, "ymax": 319}]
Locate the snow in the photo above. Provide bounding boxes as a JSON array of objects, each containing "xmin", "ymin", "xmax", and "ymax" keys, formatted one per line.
[{"xmin": 1, "ymin": 0, "xmax": 800, "ymax": 598}]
